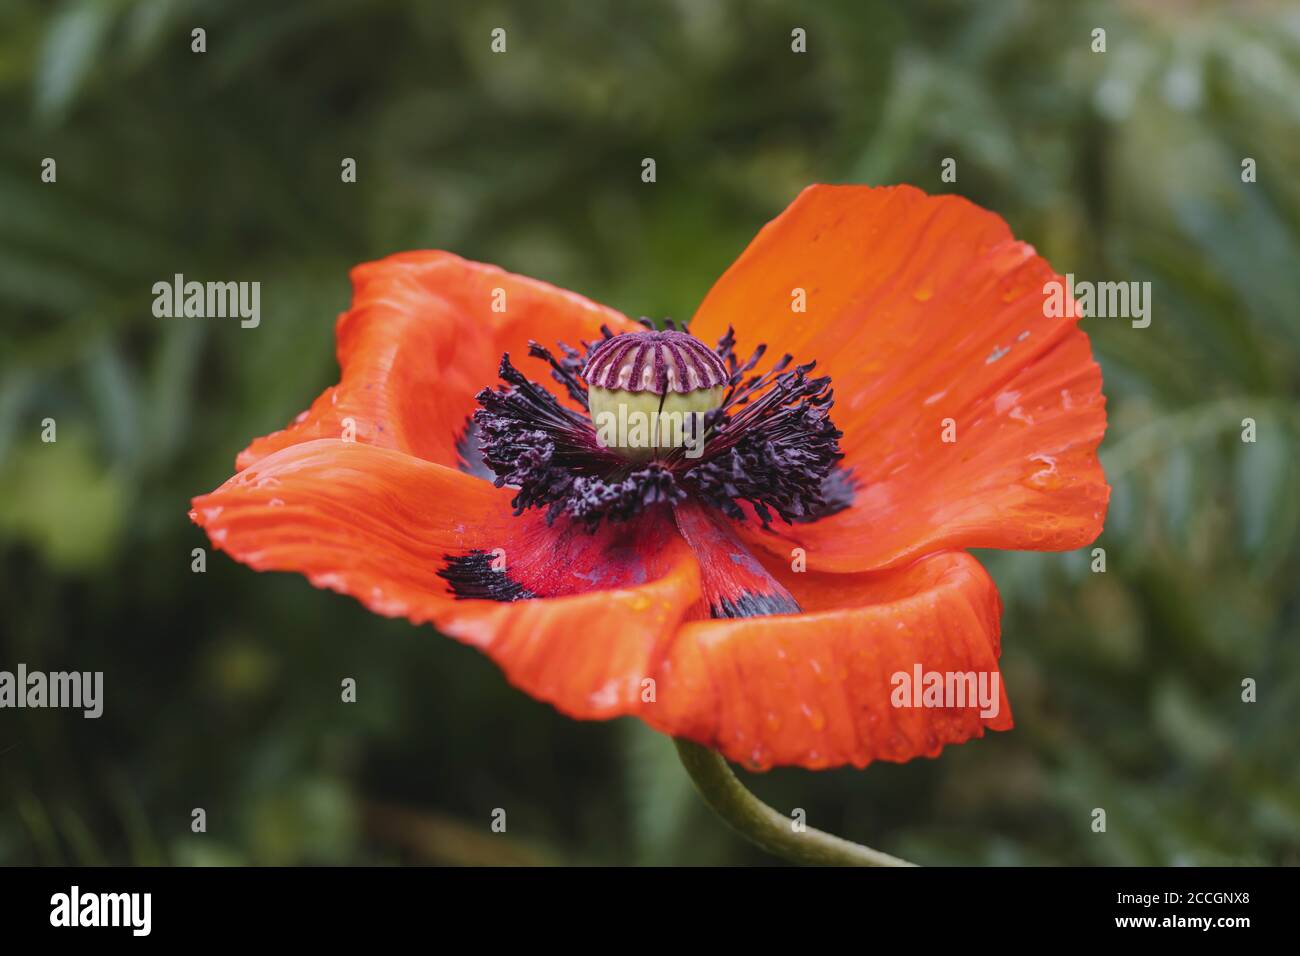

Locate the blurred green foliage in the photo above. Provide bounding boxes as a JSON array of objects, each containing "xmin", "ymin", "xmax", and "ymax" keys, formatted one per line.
[{"xmin": 1, "ymin": 0, "xmax": 1297, "ymax": 865}]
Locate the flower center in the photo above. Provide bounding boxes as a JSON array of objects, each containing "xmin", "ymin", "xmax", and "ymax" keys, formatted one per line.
[{"xmin": 468, "ymin": 321, "xmax": 850, "ymax": 530}]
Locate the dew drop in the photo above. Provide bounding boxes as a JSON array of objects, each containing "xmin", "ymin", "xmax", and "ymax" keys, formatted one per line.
[{"xmin": 801, "ymin": 702, "xmax": 826, "ymax": 731}]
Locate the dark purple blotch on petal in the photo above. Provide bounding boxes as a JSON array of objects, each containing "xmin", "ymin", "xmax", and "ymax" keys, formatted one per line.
[{"xmin": 438, "ymin": 550, "xmax": 538, "ymax": 602}]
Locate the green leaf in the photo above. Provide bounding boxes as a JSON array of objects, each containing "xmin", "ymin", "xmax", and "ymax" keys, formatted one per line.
[
  {"xmin": 1235, "ymin": 422, "xmax": 1290, "ymax": 554},
  {"xmin": 34, "ymin": 2, "xmax": 115, "ymax": 124}
]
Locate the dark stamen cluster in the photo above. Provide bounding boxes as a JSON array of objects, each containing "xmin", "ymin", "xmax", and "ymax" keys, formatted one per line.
[
  {"xmin": 566, "ymin": 463, "xmax": 687, "ymax": 524},
  {"xmin": 470, "ymin": 324, "xmax": 849, "ymax": 530},
  {"xmin": 685, "ymin": 361, "xmax": 843, "ymax": 525},
  {"xmin": 472, "ymin": 354, "xmax": 615, "ymax": 518}
]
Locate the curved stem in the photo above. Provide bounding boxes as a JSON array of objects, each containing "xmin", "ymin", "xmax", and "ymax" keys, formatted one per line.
[{"xmin": 673, "ymin": 738, "xmax": 916, "ymax": 867}]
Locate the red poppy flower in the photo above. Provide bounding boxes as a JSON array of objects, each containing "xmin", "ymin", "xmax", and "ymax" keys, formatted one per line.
[{"xmin": 191, "ymin": 184, "xmax": 1107, "ymax": 771}]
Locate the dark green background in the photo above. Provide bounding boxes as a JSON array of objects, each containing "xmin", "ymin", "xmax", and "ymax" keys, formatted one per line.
[{"xmin": 1, "ymin": 0, "xmax": 1297, "ymax": 865}]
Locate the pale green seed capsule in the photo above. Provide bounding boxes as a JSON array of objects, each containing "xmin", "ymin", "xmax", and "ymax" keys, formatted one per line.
[
  {"xmin": 582, "ymin": 330, "xmax": 729, "ymax": 461},
  {"xmin": 588, "ymin": 385, "xmax": 724, "ymax": 460}
]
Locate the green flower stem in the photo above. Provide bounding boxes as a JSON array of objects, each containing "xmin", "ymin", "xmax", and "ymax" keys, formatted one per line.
[{"xmin": 673, "ymin": 738, "xmax": 916, "ymax": 867}]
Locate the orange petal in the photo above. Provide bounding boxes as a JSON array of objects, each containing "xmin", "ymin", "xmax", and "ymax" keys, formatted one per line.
[
  {"xmin": 690, "ymin": 185, "xmax": 1108, "ymax": 571},
  {"xmin": 647, "ymin": 551, "xmax": 1011, "ymax": 770},
  {"xmin": 191, "ymin": 440, "xmax": 701, "ymax": 720},
  {"xmin": 237, "ymin": 252, "xmax": 641, "ymax": 471}
]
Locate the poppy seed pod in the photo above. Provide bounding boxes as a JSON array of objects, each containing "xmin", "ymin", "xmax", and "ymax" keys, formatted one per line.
[{"xmin": 582, "ymin": 330, "xmax": 727, "ymax": 459}]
